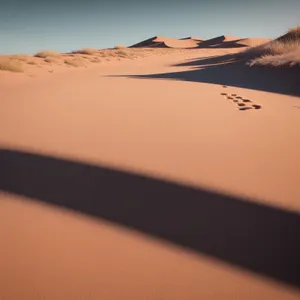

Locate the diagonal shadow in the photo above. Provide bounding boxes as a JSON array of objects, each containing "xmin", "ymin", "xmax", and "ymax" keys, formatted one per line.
[
  {"xmin": 173, "ymin": 54, "xmax": 238, "ymax": 67},
  {"xmin": 1, "ymin": 148, "xmax": 300, "ymax": 288},
  {"xmin": 109, "ymin": 54, "xmax": 300, "ymax": 97}
]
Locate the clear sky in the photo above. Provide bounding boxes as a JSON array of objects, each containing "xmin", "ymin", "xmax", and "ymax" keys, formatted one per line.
[{"xmin": 1, "ymin": 0, "xmax": 299, "ymax": 54}]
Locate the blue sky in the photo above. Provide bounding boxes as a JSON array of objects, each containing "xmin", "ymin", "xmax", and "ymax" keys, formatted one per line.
[{"xmin": 0, "ymin": 0, "xmax": 299, "ymax": 55}]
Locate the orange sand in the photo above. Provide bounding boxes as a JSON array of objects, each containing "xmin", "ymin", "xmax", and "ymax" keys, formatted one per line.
[{"xmin": 1, "ymin": 47, "xmax": 300, "ymax": 300}]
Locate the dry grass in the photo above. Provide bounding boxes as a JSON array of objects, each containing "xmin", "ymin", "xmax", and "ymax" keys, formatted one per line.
[
  {"xmin": 0, "ymin": 57, "xmax": 23, "ymax": 72},
  {"xmin": 27, "ymin": 60, "xmax": 38, "ymax": 65},
  {"xmin": 248, "ymin": 49, "xmax": 300, "ymax": 67},
  {"xmin": 10, "ymin": 54, "xmax": 30, "ymax": 61},
  {"xmin": 243, "ymin": 40, "xmax": 300, "ymax": 59},
  {"xmin": 114, "ymin": 50, "xmax": 130, "ymax": 57},
  {"xmin": 64, "ymin": 58, "xmax": 87, "ymax": 67},
  {"xmin": 34, "ymin": 50, "xmax": 59, "ymax": 58},
  {"xmin": 44, "ymin": 57, "xmax": 62, "ymax": 64},
  {"xmin": 97, "ymin": 49, "xmax": 135, "ymax": 59},
  {"xmin": 72, "ymin": 48, "xmax": 99, "ymax": 55},
  {"xmin": 0, "ymin": 44, "xmax": 192, "ymax": 73},
  {"xmin": 89, "ymin": 57, "xmax": 102, "ymax": 63},
  {"xmin": 288, "ymin": 25, "xmax": 300, "ymax": 34},
  {"xmin": 239, "ymin": 25, "xmax": 300, "ymax": 67},
  {"xmin": 114, "ymin": 45, "xmax": 126, "ymax": 49}
]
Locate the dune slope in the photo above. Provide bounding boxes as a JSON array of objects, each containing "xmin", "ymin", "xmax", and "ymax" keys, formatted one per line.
[{"xmin": 1, "ymin": 48, "xmax": 300, "ymax": 300}]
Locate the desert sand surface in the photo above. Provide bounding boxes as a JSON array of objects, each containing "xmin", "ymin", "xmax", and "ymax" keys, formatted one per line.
[{"xmin": 1, "ymin": 45, "xmax": 300, "ymax": 300}]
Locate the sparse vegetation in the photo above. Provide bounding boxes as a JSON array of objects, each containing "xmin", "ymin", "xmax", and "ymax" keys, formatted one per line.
[
  {"xmin": 288, "ymin": 25, "xmax": 300, "ymax": 33},
  {"xmin": 241, "ymin": 25, "xmax": 300, "ymax": 67},
  {"xmin": 44, "ymin": 57, "xmax": 61, "ymax": 64},
  {"xmin": 0, "ymin": 57, "xmax": 23, "ymax": 72},
  {"xmin": 10, "ymin": 54, "xmax": 30, "ymax": 61},
  {"xmin": 114, "ymin": 45, "xmax": 126, "ymax": 49},
  {"xmin": 72, "ymin": 48, "xmax": 98, "ymax": 55},
  {"xmin": 114, "ymin": 50, "xmax": 129, "ymax": 56},
  {"xmin": 90, "ymin": 57, "xmax": 101, "ymax": 63},
  {"xmin": 64, "ymin": 58, "xmax": 87, "ymax": 67},
  {"xmin": 0, "ymin": 43, "xmax": 184, "ymax": 73},
  {"xmin": 248, "ymin": 50, "xmax": 300, "ymax": 67},
  {"xmin": 27, "ymin": 60, "xmax": 38, "ymax": 65},
  {"xmin": 34, "ymin": 50, "xmax": 58, "ymax": 58},
  {"xmin": 97, "ymin": 49, "xmax": 134, "ymax": 59}
]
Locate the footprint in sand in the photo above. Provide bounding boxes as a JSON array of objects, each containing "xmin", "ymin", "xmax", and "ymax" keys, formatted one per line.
[
  {"xmin": 220, "ymin": 92, "xmax": 262, "ymax": 111},
  {"xmin": 252, "ymin": 104, "xmax": 262, "ymax": 109},
  {"xmin": 239, "ymin": 106, "xmax": 253, "ymax": 111}
]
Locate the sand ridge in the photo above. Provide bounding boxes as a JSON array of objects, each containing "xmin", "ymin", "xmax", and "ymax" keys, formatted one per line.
[
  {"xmin": 130, "ymin": 36, "xmax": 203, "ymax": 48},
  {"xmin": 129, "ymin": 35, "xmax": 269, "ymax": 49}
]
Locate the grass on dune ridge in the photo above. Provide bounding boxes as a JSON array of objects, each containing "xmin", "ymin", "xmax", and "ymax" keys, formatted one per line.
[
  {"xmin": 1, "ymin": 25, "xmax": 300, "ymax": 72},
  {"xmin": 0, "ymin": 57, "xmax": 23, "ymax": 72},
  {"xmin": 241, "ymin": 25, "xmax": 300, "ymax": 67},
  {"xmin": 34, "ymin": 50, "xmax": 59, "ymax": 58}
]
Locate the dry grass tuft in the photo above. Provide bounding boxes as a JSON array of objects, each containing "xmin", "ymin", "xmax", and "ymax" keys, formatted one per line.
[
  {"xmin": 97, "ymin": 49, "xmax": 134, "ymax": 59},
  {"xmin": 0, "ymin": 57, "xmax": 24, "ymax": 72},
  {"xmin": 114, "ymin": 50, "xmax": 129, "ymax": 56},
  {"xmin": 288, "ymin": 26, "xmax": 300, "ymax": 34},
  {"xmin": 10, "ymin": 54, "xmax": 30, "ymax": 61},
  {"xmin": 248, "ymin": 49, "xmax": 300, "ymax": 67},
  {"xmin": 34, "ymin": 50, "xmax": 59, "ymax": 58},
  {"xmin": 72, "ymin": 48, "xmax": 99, "ymax": 55},
  {"xmin": 64, "ymin": 58, "xmax": 87, "ymax": 67},
  {"xmin": 239, "ymin": 25, "xmax": 300, "ymax": 68},
  {"xmin": 44, "ymin": 57, "xmax": 62, "ymax": 64},
  {"xmin": 90, "ymin": 57, "xmax": 102, "ymax": 63},
  {"xmin": 114, "ymin": 45, "xmax": 127, "ymax": 49},
  {"xmin": 27, "ymin": 60, "xmax": 38, "ymax": 65}
]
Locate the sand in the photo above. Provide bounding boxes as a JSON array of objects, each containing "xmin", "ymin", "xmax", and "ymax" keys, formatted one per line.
[
  {"xmin": 1, "ymin": 47, "xmax": 300, "ymax": 300},
  {"xmin": 236, "ymin": 38, "xmax": 272, "ymax": 47},
  {"xmin": 130, "ymin": 36, "xmax": 203, "ymax": 48}
]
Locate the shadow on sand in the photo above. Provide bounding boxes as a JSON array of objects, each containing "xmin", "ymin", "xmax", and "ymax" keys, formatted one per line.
[
  {"xmin": 108, "ymin": 54, "xmax": 300, "ymax": 97},
  {"xmin": 1, "ymin": 148, "xmax": 300, "ymax": 288}
]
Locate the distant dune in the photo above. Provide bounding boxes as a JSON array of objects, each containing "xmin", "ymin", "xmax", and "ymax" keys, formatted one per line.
[
  {"xmin": 129, "ymin": 36, "xmax": 203, "ymax": 48},
  {"xmin": 180, "ymin": 37, "xmax": 204, "ymax": 41},
  {"xmin": 197, "ymin": 35, "xmax": 267, "ymax": 48},
  {"xmin": 129, "ymin": 35, "xmax": 268, "ymax": 49},
  {"xmin": 199, "ymin": 35, "xmax": 242, "ymax": 47}
]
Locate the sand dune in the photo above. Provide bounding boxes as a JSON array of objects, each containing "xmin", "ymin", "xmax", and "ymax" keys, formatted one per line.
[
  {"xmin": 130, "ymin": 36, "xmax": 202, "ymax": 48},
  {"xmin": 1, "ymin": 43, "xmax": 300, "ymax": 300},
  {"xmin": 129, "ymin": 35, "xmax": 267, "ymax": 49},
  {"xmin": 1, "ymin": 24, "xmax": 300, "ymax": 300},
  {"xmin": 180, "ymin": 36, "xmax": 204, "ymax": 41},
  {"xmin": 235, "ymin": 38, "xmax": 272, "ymax": 47},
  {"xmin": 161, "ymin": 38, "xmax": 201, "ymax": 48},
  {"xmin": 129, "ymin": 36, "xmax": 166, "ymax": 47},
  {"xmin": 198, "ymin": 35, "xmax": 244, "ymax": 48}
]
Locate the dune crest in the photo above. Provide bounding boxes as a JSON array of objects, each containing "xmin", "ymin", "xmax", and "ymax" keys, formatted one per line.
[
  {"xmin": 129, "ymin": 35, "xmax": 269, "ymax": 49},
  {"xmin": 130, "ymin": 36, "xmax": 203, "ymax": 48}
]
